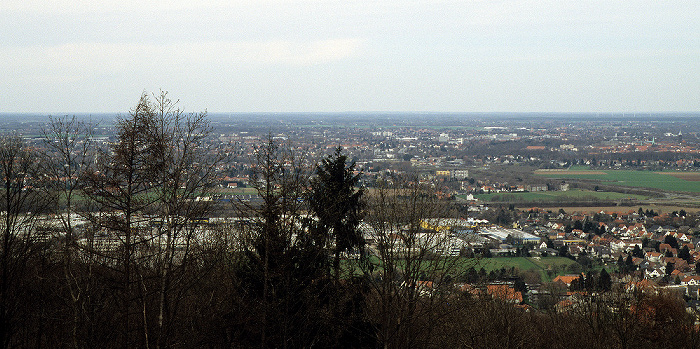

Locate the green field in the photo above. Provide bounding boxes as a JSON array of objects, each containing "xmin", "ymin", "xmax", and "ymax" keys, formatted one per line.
[
  {"xmin": 536, "ymin": 169, "xmax": 700, "ymax": 193},
  {"xmin": 469, "ymin": 189, "xmax": 649, "ymax": 202},
  {"xmin": 463, "ymin": 257, "xmax": 580, "ymax": 282},
  {"xmin": 346, "ymin": 256, "xmax": 580, "ymax": 282}
]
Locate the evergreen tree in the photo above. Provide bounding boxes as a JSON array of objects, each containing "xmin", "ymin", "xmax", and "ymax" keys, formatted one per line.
[
  {"xmin": 665, "ymin": 262, "xmax": 675, "ymax": 276},
  {"xmin": 235, "ymin": 136, "xmax": 331, "ymax": 347},
  {"xmin": 632, "ymin": 244, "xmax": 644, "ymax": 258},
  {"xmin": 558, "ymin": 245, "xmax": 569, "ymax": 258},
  {"xmin": 625, "ymin": 255, "xmax": 637, "ymax": 272},
  {"xmin": 308, "ymin": 147, "xmax": 364, "ymax": 282},
  {"xmin": 664, "ymin": 235, "xmax": 679, "ymax": 249},
  {"xmin": 599, "ymin": 268, "xmax": 612, "ymax": 291},
  {"xmin": 617, "ymin": 255, "xmax": 625, "ymax": 272}
]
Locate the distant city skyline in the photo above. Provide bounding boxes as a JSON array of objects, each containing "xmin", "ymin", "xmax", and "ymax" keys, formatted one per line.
[{"xmin": 2, "ymin": 0, "xmax": 699, "ymax": 114}]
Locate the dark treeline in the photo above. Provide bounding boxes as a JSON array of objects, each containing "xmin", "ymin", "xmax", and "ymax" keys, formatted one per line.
[{"xmin": 0, "ymin": 93, "xmax": 698, "ymax": 348}]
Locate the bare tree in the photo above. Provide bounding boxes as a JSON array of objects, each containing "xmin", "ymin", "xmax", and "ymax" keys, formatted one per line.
[
  {"xmin": 361, "ymin": 176, "xmax": 463, "ymax": 348},
  {"xmin": 41, "ymin": 115, "xmax": 94, "ymax": 348},
  {"xmin": 79, "ymin": 91, "xmax": 223, "ymax": 348},
  {"xmin": 145, "ymin": 91, "xmax": 223, "ymax": 349},
  {"xmin": 0, "ymin": 135, "xmax": 48, "ymax": 348},
  {"xmin": 42, "ymin": 116, "xmax": 94, "ymax": 248},
  {"xmin": 81, "ymin": 93, "xmax": 174, "ymax": 348}
]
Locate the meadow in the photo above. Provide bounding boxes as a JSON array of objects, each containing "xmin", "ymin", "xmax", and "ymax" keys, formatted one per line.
[{"xmin": 461, "ymin": 256, "xmax": 582, "ymax": 282}]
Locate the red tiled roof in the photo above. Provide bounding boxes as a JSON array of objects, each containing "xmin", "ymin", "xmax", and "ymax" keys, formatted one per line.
[{"xmin": 553, "ymin": 275, "xmax": 581, "ymax": 286}]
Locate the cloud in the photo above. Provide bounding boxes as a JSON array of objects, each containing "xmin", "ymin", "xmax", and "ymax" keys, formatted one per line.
[
  {"xmin": 0, "ymin": 38, "xmax": 365, "ymax": 78},
  {"xmin": 0, "ymin": 0, "xmax": 347, "ymax": 14},
  {"xmin": 256, "ymin": 39, "xmax": 364, "ymax": 65}
]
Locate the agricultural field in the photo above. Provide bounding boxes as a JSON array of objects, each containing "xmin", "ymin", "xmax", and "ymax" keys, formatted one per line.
[
  {"xmin": 535, "ymin": 169, "xmax": 700, "ymax": 193},
  {"xmin": 471, "ymin": 189, "xmax": 649, "ymax": 203}
]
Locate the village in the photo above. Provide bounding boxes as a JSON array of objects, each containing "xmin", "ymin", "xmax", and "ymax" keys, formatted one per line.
[{"xmin": 398, "ymin": 206, "xmax": 700, "ymax": 319}]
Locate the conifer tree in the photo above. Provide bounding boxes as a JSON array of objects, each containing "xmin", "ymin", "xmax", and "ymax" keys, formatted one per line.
[{"xmin": 308, "ymin": 146, "xmax": 364, "ymax": 281}]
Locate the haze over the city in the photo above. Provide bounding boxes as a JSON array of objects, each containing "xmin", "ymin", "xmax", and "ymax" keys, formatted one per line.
[{"xmin": 1, "ymin": 0, "xmax": 699, "ymax": 114}]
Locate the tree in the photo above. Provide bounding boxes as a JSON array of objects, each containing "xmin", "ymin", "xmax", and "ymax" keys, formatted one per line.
[
  {"xmin": 80, "ymin": 92, "xmax": 221, "ymax": 348},
  {"xmin": 632, "ymin": 244, "xmax": 644, "ymax": 258},
  {"xmin": 41, "ymin": 115, "xmax": 95, "ymax": 349},
  {"xmin": 142, "ymin": 91, "xmax": 222, "ymax": 348},
  {"xmin": 308, "ymin": 146, "xmax": 364, "ymax": 282},
  {"xmin": 617, "ymin": 255, "xmax": 625, "ymax": 272},
  {"xmin": 558, "ymin": 245, "xmax": 569, "ymax": 258},
  {"xmin": 42, "ymin": 115, "xmax": 94, "ymax": 247},
  {"xmin": 665, "ymin": 262, "xmax": 675, "ymax": 276},
  {"xmin": 229, "ymin": 136, "xmax": 339, "ymax": 348},
  {"xmin": 0, "ymin": 135, "xmax": 48, "ymax": 348},
  {"xmin": 81, "ymin": 93, "xmax": 171, "ymax": 348},
  {"xmin": 625, "ymin": 255, "xmax": 637, "ymax": 272},
  {"xmin": 599, "ymin": 268, "xmax": 612, "ymax": 291},
  {"xmin": 664, "ymin": 235, "xmax": 679, "ymax": 249},
  {"xmin": 678, "ymin": 245, "xmax": 691, "ymax": 261},
  {"xmin": 361, "ymin": 175, "xmax": 462, "ymax": 348},
  {"xmin": 569, "ymin": 274, "xmax": 585, "ymax": 291},
  {"xmin": 83, "ymin": 94, "xmax": 167, "ymax": 347}
]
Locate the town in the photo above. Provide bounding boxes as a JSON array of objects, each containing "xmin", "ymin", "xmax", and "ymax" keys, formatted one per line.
[{"xmin": 2, "ymin": 110, "xmax": 700, "ymax": 348}]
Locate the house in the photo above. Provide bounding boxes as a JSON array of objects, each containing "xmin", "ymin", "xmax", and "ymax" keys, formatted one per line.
[
  {"xmin": 553, "ymin": 275, "xmax": 582, "ymax": 288},
  {"xmin": 649, "ymin": 225, "xmax": 664, "ymax": 233},
  {"xmin": 486, "ymin": 284, "xmax": 523, "ymax": 304},
  {"xmin": 682, "ymin": 276, "xmax": 700, "ymax": 286},
  {"xmin": 569, "ymin": 246, "xmax": 583, "ymax": 257},
  {"xmin": 662, "ymin": 225, "xmax": 678, "ymax": 233},
  {"xmin": 678, "ymin": 233, "xmax": 692, "ymax": 243},
  {"xmin": 659, "ymin": 243, "xmax": 674, "ymax": 254},
  {"xmin": 645, "ymin": 251, "xmax": 662, "ymax": 263},
  {"xmin": 591, "ymin": 246, "xmax": 613, "ymax": 260},
  {"xmin": 663, "ymin": 257, "xmax": 689, "ymax": 271},
  {"xmin": 645, "ymin": 268, "xmax": 664, "ymax": 279},
  {"xmin": 671, "ymin": 269, "xmax": 686, "ymax": 280},
  {"xmin": 628, "ymin": 279, "xmax": 659, "ymax": 293},
  {"xmin": 610, "ymin": 239, "xmax": 626, "ymax": 252},
  {"xmin": 623, "ymin": 240, "xmax": 643, "ymax": 250}
]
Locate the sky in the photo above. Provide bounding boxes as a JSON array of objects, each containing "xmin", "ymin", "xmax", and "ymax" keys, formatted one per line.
[{"xmin": 1, "ymin": 0, "xmax": 699, "ymax": 114}]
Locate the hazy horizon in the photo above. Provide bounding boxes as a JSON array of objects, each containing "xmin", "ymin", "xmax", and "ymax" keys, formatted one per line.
[{"xmin": 3, "ymin": 111, "xmax": 700, "ymax": 122}]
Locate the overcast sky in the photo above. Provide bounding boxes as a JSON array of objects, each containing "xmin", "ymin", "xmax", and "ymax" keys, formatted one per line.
[{"xmin": 1, "ymin": 0, "xmax": 699, "ymax": 113}]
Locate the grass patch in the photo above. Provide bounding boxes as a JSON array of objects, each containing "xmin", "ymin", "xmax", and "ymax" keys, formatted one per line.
[
  {"xmin": 344, "ymin": 256, "xmax": 580, "ymax": 283},
  {"xmin": 457, "ymin": 256, "xmax": 580, "ymax": 282}
]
